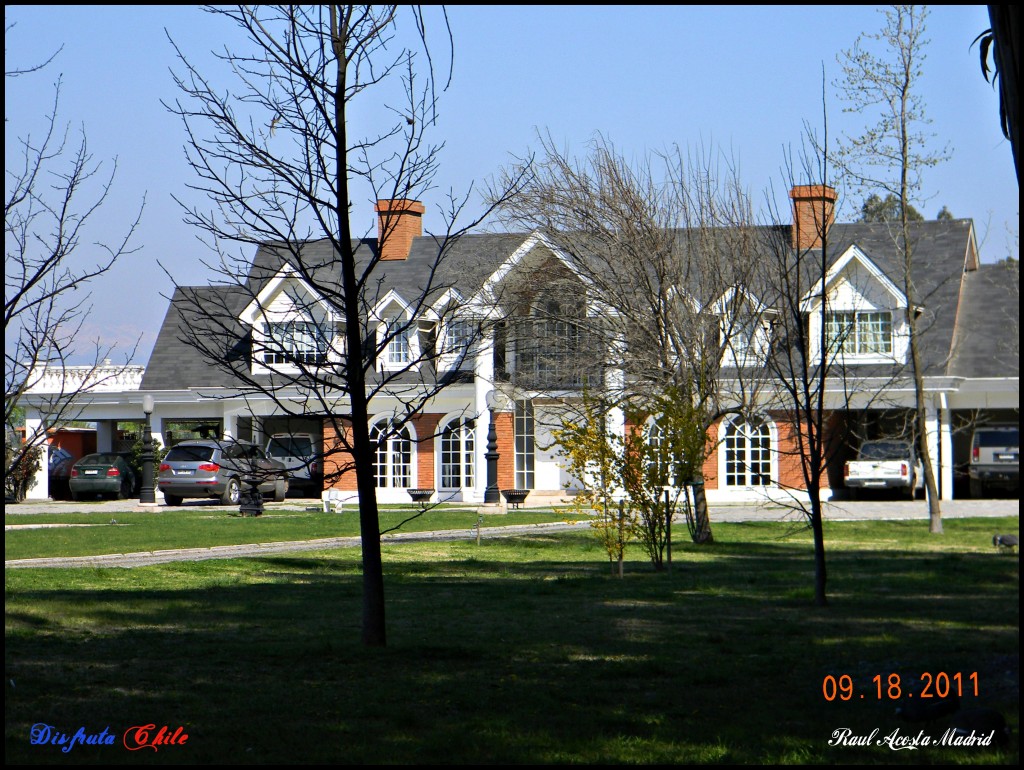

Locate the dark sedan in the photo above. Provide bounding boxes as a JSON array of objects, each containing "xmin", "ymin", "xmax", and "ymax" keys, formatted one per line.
[{"xmin": 69, "ymin": 453, "xmax": 136, "ymax": 501}]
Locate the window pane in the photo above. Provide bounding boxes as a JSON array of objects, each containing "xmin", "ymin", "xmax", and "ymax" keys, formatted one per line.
[{"xmin": 388, "ymin": 327, "xmax": 411, "ymax": 364}]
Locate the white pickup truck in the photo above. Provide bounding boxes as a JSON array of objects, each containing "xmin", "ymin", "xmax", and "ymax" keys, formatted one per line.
[{"xmin": 844, "ymin": 439, "xmax": 924, "ymax": 499}]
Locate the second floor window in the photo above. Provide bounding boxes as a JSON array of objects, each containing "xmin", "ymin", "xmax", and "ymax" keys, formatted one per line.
[
  {"xmin": 387, "ymin": 326, "xmax": 411, "ymax": 366},
  {"xmin": 825, "ymin": 311, "xmax": 892, "ymax": 356},
  {"xmin": 442, "ymin": 319, "xmax": 476, "ymax": 362},
  {"xmin": 263, "ymin": 322, "xmax": 329, "ymax": 366}
]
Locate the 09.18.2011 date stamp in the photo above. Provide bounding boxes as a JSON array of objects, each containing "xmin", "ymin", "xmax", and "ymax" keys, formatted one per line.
[{"xmin": 821, "ymin": 671, "xmax": 978, "ymax": 702}]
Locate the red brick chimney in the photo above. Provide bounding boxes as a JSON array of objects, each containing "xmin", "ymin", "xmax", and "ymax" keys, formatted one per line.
[
  {"xmin": 789, "ymin": 185, "xmax": 837, "ymax": 250},
  {"xmin": 375, "ymin": 199, "xmax": 425, "ymax": 261}
]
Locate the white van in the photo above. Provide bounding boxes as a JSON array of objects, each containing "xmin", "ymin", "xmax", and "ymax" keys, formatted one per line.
[{"xmin": 265, "ymin": 433, "xmax": 322, "ymax": 495}]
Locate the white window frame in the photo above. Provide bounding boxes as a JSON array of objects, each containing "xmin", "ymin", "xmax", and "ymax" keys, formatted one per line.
[
  {"xmin": 378, "ymin": 319, "xmax": 420, "ymax": 372},
  {"xmin": 370, "ymin": 419, "xmax": 413, "ymax": 488},
  {"xmin": 824, "ymin": 310, "xmax": 893, "ymax": 357},
  {"xmin": 439, "ymin": 418, "xmax": 475, "ymax": 490},
  {"xmin": 719, "ymin": 417, "xmax": 775, "ymax": 488},
  {"xmin": 261, "ymin": 321, "xmax": 331, "ymax": 367},
  {"xmin": 514, "ymin": 399, "xmax": 535, "ymax": 490},
  {"xmin": 437, "ymin": 317, "xmax": 477, "ymax": 371}
]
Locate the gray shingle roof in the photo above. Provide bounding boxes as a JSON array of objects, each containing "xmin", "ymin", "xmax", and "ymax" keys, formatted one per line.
[
  {"xmin": 140, "ymin": 219, "xmax": 1005, "ymax": 391},
  {"xmin": 947, "ymin": 261, "xmax": 1020, "ymax": 378}
]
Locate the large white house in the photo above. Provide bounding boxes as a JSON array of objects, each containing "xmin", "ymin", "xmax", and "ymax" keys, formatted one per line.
[{"xmin": 18, "ymin": 187, "xmax": 1019, "ymax": 504}]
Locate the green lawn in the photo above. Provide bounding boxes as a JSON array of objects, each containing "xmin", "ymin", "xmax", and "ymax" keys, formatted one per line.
[
  {"xmin": 4, "ymin": 505, "xmax": 568, "ymax": 560},
  {"xmin": 4, "ymin": 514, "xmax": 1019, "ymax": 764}
]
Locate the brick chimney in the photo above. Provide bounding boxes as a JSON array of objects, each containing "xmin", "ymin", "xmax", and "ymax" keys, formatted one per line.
[
  {"xmin": 789, "ymin": 185, "xmax": 837, "ymax": 250},
  {"xmin": 375, "ymin": 199, "xmax": 425, "ymax": 261}
]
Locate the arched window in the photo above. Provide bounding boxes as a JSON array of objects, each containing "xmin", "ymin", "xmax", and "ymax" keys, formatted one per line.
[
  {"xmin": 440, "ymin": 418, "xmax": 475, "ymax": 489},
  {"xmin": 370, "ymin": 420, "xmax": 411, "ymax": 488},
  {"xmin": 724, "ymin": 418, "xmax": 772, "ymax": 487}
]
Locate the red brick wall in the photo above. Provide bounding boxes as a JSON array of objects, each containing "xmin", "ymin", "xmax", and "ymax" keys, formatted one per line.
[
  {"xmin": 414, "ymin": 414, "xmax": 440, "ymax": 489},
  {"xmin": 323, "ymin": 413, "xmax": 445, "ymax": 491},
  {"xmin": 701, "ymin": 421, "xmax": 719, "ymax": 489},
  {"xmin": 495, "ymin": 412, "xmax": 515, "ymax": 490},
  {"xmin": 770, "ymin": 411, "xmax": 835, "ymax": 490},
  {"xmin": 323, "ymin": 420, "xmax": 357, "ymax": 491}
]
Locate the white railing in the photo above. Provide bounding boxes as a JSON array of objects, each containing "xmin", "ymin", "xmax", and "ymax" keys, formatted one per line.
[{"xmin": 23, "ymin": 362, "xmax": 146, "ymax": 394}]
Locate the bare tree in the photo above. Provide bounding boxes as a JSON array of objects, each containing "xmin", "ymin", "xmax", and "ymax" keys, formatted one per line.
[
  {"xmin": 5, "ymin": 25, "xmax": 142, "ymax": 491},
  {"xmin": 491, "ymin": 133, "xmax": 770, "ymax": 544},
  {"xmin": 835, "ymin": 5, "xmax": 950, "ymax": 533},
  {"xmin": 165, "ymin": 6, "xmax": 524, "ymax": 647},
  {"xmin": 758, "ymin": 167, "xmax": 841, "ymax": 608}
]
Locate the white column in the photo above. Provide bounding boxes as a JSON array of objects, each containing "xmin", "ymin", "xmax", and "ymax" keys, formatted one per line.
[
  {"xmin": 96, "ymin": 420, "xmax": 115, "ymax": 452},
  {"xmin": 150, "ymin": 415, "xmax": 165, "ymax": 448},
  {"xmin": 937, "ymin": 393, "xmax": 953, "ymax": 500},
  {"xmin": 925, "ymin": 400, "xmax": 941, "ymax": 501},
  {"xmin": 222, "ymin": 410, "xmax": 239, "ymax": 440},
  {"xmin": 23, "ymin": 415, "xmax": 49, "ymax": 500}
]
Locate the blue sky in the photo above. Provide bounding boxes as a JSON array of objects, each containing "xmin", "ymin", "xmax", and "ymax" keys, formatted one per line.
[{"xmin": 5, "ymin": 5, "xmax": 1018, "ymax": 365}]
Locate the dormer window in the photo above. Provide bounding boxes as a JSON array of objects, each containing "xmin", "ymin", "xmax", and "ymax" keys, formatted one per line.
[
  {"xmin": 387, "ymin": 325, "xmax": 412, "ymax": 366},
  {"xmin": 825, "ymin": 311, "xmax": 892, "ymax": 356},
  {"xmin": 436, "ymin": 316, "xmax": 477, "ymax": 371},
  {"xmin": 262, "ymin": 321, "xmax": 330, "ymax": 366},
  {"xmin": 444, "ymin": 319, "xmax": 474, "ymax": 356}
]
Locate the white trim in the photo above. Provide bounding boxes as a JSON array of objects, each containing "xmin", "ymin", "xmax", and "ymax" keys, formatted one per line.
[
  {"xmin": 436, "ymin": 413, "xmax": 477, "ymax": 498},
  {"xmin": 799, "ymin": 244, "xmax": 907, "ymax": 313},
  {"xmin": 239, "ymin": 263, "xmax": 338, "ymax": 325},
  {"xmin": 717, "ymin": 415, "xmax": 778, "ymax": 492}
]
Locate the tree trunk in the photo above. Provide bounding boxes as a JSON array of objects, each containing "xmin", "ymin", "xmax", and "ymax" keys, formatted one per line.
[
  {"xmin": 333, "ymin": 12, "xmax": 386, "ymax": 646},
  {"xmin": 808, "ymin": 492, "xmax": 828, "ymax": 607},
  {"xmin": 689, "ymin": 482, "xmax": 714, "ymax": 544}
]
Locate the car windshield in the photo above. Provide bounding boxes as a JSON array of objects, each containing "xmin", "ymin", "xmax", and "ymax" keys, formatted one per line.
[
  {"xmin": 165, "ymin": 446, "xmax": 215, "ymax": 462},
  {"xmin": 77, "ymin": 454, "xmax": 122, "ymax": 465},
  {"xmin": 858, "ymin": 441, "xmax": 910, "ymax": 461},
  {"xmin": 267, "ymin": 437, "xmax": 314, "ymax": 457},
  {"xmin": 975, "ymin": 429, "xmax": 1019, "ymax": 447}
]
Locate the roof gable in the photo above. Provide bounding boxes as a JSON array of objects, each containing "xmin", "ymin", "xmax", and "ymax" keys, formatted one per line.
[
  {"xmin": 239, "ymin": 263, "xmax": 338, "ymax": 326},
  {"xmin": 800, "ymin": 244, "xmax": 907, "ymax": 313}
]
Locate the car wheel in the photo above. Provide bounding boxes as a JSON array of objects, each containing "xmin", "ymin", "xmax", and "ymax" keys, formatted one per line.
[
  {"xmin": 164, "ymin": 493, "xmax": 183, "ymax": 506},
  {"xmin": 273, "ymin": 476, "xmax": 287, "ymax": 503},
  {"xmin": 969, "ymin": 478, "xmax": 984, "ymax": 499},
  {"xmin": 221, "ymin": 477, "xmax": 241, "ymax": 506},
  {"xmin": 70, "ymin": 490, "xmax": 80, "ymax": 502}
]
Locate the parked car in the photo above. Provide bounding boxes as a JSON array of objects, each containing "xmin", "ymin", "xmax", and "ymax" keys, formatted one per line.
[
  {"xmin": 969, "ymin": 425, "xmax": 1019, "ymax": 498},
  {"xmin": 47, "ymin": 446, "xmax": 76, "ymax": 500},
  {"xmin": 69, "ymin": 453, "xmax": 136, "ymax": 501},
  {"xmin": 844, "ymin": 439, "xmax": 924, "ymax": 499},
  {"xmin": 265, "ymin": 433, "xmax": 322, "ymax": 495},
  {"xmin": 158, "ymin": 439, "xmax": 288, "ymax": 506}
]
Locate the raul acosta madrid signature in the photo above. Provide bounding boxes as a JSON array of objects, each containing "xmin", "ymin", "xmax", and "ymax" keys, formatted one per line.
[
  {"xmin": 30, "ymin": 723, "xmax": 188, "ymax": 752},
  {"xmin": 828, "ymin": 726, "xmax": 997, "ymax": 751}
]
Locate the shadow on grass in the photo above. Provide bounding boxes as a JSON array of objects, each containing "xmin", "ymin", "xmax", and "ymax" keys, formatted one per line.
[{"xmin": 5, "ymin": 527, "xmax": 1019, "ymax": 764}]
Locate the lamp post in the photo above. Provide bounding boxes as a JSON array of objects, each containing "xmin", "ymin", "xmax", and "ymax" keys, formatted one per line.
[
  {"xmin": 140, "ymin": 394, "xmax": 157, "ymax": 506},
  {"xmin": 484, "ymin": 390, "xmax": 501, "ymax": 504}
]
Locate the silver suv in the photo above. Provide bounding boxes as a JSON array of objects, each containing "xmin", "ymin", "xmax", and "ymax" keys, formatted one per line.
[
  {"xmin": 158, "ymin": 439, "xmax": 288, "ymax": 506},
  {"xmin": 969, "ymin": 425, "xmax": 1019, "ymax": 498}
]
